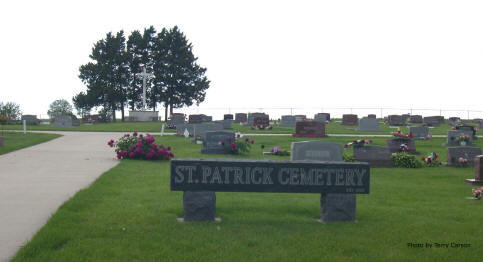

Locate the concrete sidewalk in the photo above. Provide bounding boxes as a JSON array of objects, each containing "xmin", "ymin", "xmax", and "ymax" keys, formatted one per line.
[{"xmin": 0, "ymin": 131, "xmax": 122, "ymax": 262}]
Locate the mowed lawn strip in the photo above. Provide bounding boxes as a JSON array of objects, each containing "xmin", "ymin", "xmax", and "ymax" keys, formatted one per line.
[
  {"xmin": 0, "ymin": 132, "xmax": 62, "ymax": 155},
  {"xmin": 4, "ymin": 120, "xmax": 480, "ymax": 135},
  {"xmin": 12, "ymin": 135, "xmax": 483, "ymax": 261}
]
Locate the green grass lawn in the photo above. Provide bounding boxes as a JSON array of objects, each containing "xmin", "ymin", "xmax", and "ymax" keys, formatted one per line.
[
  {"xmin": 12, "ymin": 135, "xmax": 482, "ymax": 261},
  {"xmin": 4, "ymin": 120, "xmax": 481, "ymax": 136},
  {"xmin": 0, "ymin": 132, "xmax": 61, "ymax": 155}
]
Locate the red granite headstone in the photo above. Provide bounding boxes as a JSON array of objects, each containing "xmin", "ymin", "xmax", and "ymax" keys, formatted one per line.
[
  {"xmin": 342, "ymin": 114, "xmax": 358, "ymax": 126},
  {"xmin": 295, "ymin": 121, "xmax": 326, "ymax": 137},
  {"xmin": 466, "ymin": 155, "xmax": 483, "ymax": 185}
]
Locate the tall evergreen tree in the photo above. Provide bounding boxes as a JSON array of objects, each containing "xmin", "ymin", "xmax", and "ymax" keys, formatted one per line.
[
  {"xmin": 78, "ymin": 31, "xmax": 130, "ymax": 121},
  {"xmin": 153, "ymin": 26, "xmax": 210, "ymax": 120}
]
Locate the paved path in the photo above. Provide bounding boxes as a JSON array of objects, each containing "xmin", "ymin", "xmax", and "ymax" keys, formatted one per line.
[{"xmin": 0, "ymin": 132, "xmax": 122, "ymax": 262}]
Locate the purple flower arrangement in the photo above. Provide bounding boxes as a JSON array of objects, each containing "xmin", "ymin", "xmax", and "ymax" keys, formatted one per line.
[{"xmin": 108, "ymin": 132, "xmax": 174, "ymax": 160}]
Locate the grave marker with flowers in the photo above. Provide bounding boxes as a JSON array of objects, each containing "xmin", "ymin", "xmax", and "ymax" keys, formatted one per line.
[{"xmin": 386, "ymin": 128, "xmax": 419, "ymax": 154}]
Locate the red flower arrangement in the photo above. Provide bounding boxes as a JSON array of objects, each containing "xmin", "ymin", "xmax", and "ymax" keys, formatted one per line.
[{"xmin": 392, "ymin": 128, "xmax": 413, "ymax": 140}]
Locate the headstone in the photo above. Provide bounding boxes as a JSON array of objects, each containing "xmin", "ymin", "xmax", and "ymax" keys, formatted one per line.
[
  {"xmin": 253, "ymin": 117, "xmax": 270, "ymax": 129},
  {"xmin": 388, "ymin": 115, "xmax": 404, "ymax": 126},
  {"xmin": 128, "ymin": 110, "xmax": 159, "ymax": 122},
  {"xmin": 401, "ymin": 114, "xmax": 410, "ymax": 122},
  {"xmin": 314, "ymin": 113, "xmax": 328, "ymax": 123},
  {"xmin": 280, "ymin": 115, "xmax": 296, "ymax": 127},
  {"xmin": 446, "ymin": 130, "xmax": 473, "ymax": 146},
  {"xmin": 195, "ymin": 123, "xmax": 224, "ymax": 140},
  {"xmin": 358, "ymin": 117, "xmax": 379, "ymax": 131},
  {"xmin": 342, "ymin": 114, "xmax": 358, "ymax": 126},
  {"xmin": 447, "ymin": 147, "xmax": 482, "ymax": 166},
  {"xmin": 295, "ymin": 115, "xmax": 306, "ymax": 122},
  {"xmin": 53, "ymin": 115, "xmax": 73, "ymax": 128},
  {"xmin": 367, "ymin": 114, "xmax": 377, "ymax": 119},
  {"xmin": 248, "ymin": 113, "xmax": 269, "ymax": 126},
  {"xmin": 480, "ymin": 122, "xmax": 483, "ymax": 129},
  {"xmin": 21, "ymin": 115, "xmax": 37, "ymax": 125},
  {"xmin": 189, "ymin": 114, "xmax": 203, "ymax": 124},
  {"xmin": 0, "ymin": 136, "xmax": 4, "ymax": 147},
  {"xmin": 455, "ymin": 125, "xmax": 477, "ymax": 140},
  {"xmin": 423, "ymin": 116, "xmax": 441, "ymax": 126},
  {"xmin": 465, "ymin": 155, "xmax": 483, "ymax": 185},
  {"xmin": 224, "ymin": 114, "xmax": 234, "ymax": 120},
  {"xmin": 291, "ymin": 141, "xmax": 355, "ymax": 222},
  {"xmin": 215, "ymin": 119, "xmax": 232, "ymax": 129},
  {"xmin": 170, "ymin": 113, "xmax": 185, "ymax": 124},
  {"xmin": 295, "ymin": 121, "xmax": 326, "ymax": 137},
  {"xmin": 436, "ymin": 116, "xmax": 445, "ymax": 124},
  {"xmin": 234, "ymin": 113, "xmax": 247, "ymax": 123},
  {"xmin": 354, "ymin": 146, "xmax": 393, "ymax": 167},
  {"xmin": 409, "ymin": 126, "xmax": 429, "ymax": 140},
  {"xmin": 386, "ymin": 139, "xmax": 418, "ymax": 154},
  {"xmin": 409, "ymin": 115, "xmax": 423, "ymax": 123},
  {"xmin": 291, "ymin": 141, "xmax": 342, "ymax": 161},
  {"xmin": 448, "ymin": 117, "xmax": 461, "ymax": 126},
  {"xmin": 82, "ymin": 114, "xmax": 101, "ymax": 124},
  {"xmin": 473, "ymin": 118, "xmax": 483, "ymax": 124},
  {"xmin": 201, "ymin": 131, "xmax": 235, "ymax": 154},
  {"xmin": 201, "ymin": 114, "xmax": 212, "ymax": 122}
]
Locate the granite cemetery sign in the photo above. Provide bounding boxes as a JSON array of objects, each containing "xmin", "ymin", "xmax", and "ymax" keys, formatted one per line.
[
  {"xmin": 358, "ymin": 117, "xmax": 379, "ymax": 131},
  {"xmin": 171, "ymin": 158, "xmax": 370, "ymax": 221}
]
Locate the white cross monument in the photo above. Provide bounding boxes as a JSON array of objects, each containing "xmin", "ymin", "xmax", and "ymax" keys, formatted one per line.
[{"xmin": 137, "ymin": 67, "xmax": 153, "ymax": 110}]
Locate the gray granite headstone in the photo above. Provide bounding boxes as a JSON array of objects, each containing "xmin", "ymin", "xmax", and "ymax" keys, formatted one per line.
[
  {"xmin": 189, "ymin": 114, "xmax": 203, "ymax": 124},
  {"xmin": 291, "ymin": 140, "xmax": 355, "ymax": 222},
  {"xmin": 201, "ymin": 114, "xmax": 212, "ymax": 122},
  {"xmin": 295, "ymin": 115, "xmax": 306, "ymax": 122},
  {"xmin": 53, "ymin": 115, "xmax": 73, "ymax": 128},
  {"xmin": 409, "ymin": 115, "xmax": 423, "ymax": 123},
  {"xmin": 168, "ymin": 113, "xmax": 185, "ymax": 125},
  {"xmin": 176, "ymin": 123, "xmax": 194, "ymax": 136},
  {"xmin": 201, "ymin": 131, "xmax": 235, "ymax": 154},
  {"xmin": 215, "ymin": 119, "xmax": 232, "ymax": 129},
  {"xmin": 280, "ymin": 115, "xmax": 296, "ymax": 127},
  {"xmin": 195, "ymin": 123, "xmax": 224, "ymax": 140},
  {"xmin": 234, "ymin": 113, "xmax": 247, "ymax": 123},
  {"xmin": 358, "ymin": 117, "xmax": 379, "ymax": 131},
  {"xmin": 314, "ymin": 113, "xmax": 328, "ymax": 123},
  {"xmin": 388, "ymin": 115, "xmax": 404, "ymax": 126},
  {"xmin": 224, "ymin": 114, "xmax": 233, "ymax": 120},
  {"xmin": 21, "ymin": 115, "xmax": 37, "ymax": 125},
  {"xmin": 446, "ymin": 130, "xmax": 473, "ymax": 146},
  {"xmin": 423, "ymin": 116, "xmax": 441, "ymax": 126},
  {"xmin": 409, "ymin": 126, "xmax": 429, "ymax": 140},
  {"xmin": 448, "ymin": 117, "xmax": 461, "ymax": 126},
  {"xmin": 447, "ymin": 147, "xmax": 482, "ymax": 166},
  {"xmin": 354, "ymin": 146, "xmax": 393, "ymax": 167},
  {"xmin": 455, "ymin": 125, "xmax": 477, "ymax": 140},
  {"xmin": 183, "ymin": 191, "xmax": 216, "ymax": 221},
  {"xmin": 248, "ymin": 113, "xmax": 268, "ymax": 126}
]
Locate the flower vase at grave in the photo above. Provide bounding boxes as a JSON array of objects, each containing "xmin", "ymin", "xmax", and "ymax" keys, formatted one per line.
[{"xmin": 460, "ymin": 141, "xmax": 467, "ymax": 146}]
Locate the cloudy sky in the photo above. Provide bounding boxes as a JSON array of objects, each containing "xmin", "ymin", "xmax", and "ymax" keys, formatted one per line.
[{"xmin": 1, "ymin": 0, "xmax": 482, "ymax": 119}]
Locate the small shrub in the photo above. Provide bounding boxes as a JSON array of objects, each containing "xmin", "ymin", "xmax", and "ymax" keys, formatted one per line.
[
  {"xmin": 108, "ymin": 132, "xmax": 174, "ymax": 160},
  {"xmin": 221, "ymin": 135, "xmax": 254, "ymax": 154},
  {"xmin": 391, "ymin": 152, "xmax": 422, "ymax": 168}
]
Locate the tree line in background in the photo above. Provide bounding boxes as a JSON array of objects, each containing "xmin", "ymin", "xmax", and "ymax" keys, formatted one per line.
[
  {"xmin": 73, "ymin": 25, "xmax": 210, "ymax": 122},
  {"xmin": 0, "ymin": 102, "xmax": 21, "ymax": 120}
]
